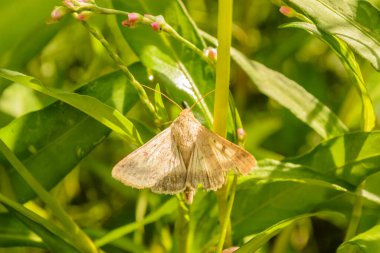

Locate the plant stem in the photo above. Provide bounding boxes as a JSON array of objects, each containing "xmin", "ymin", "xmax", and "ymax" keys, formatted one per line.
[
  {"xmin": 176, "ymin": 196, "xmax": 191, "ymax": 253},
  {"xmin": 81, "ymin": 21, "xmax": 159, "ymax": 121},
  {"xmin": 216, "ymin": 175, "xmax": 238, "ymax": 253},
  {"xmin": 0, "ymin": 139, "xmax": 98, "ymax": 253},
  {"xmin": 213, "ymin": 0, "xmax": 232, "ymax": 137},
  {"xmin": 213, "ymin": 0, "xmax": 234, "ymax": 250},
  {"xmin": 76, "ymin": 5, "xmax": 214, "ymax": 66},
  {"xmin": 344, "ymin": 182, "xmax": 364, "ymax": 248}
]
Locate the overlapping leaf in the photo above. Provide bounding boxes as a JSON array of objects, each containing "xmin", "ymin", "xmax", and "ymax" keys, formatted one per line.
[
  {"xmin": 284, "ymin": 0, "xmax": 380, "ymax": 70},
  {"xmin": 201, "ymin": 32, "xmax": 347, "ymax": 139},
  {"xmin": 0, "ymin": 194, "xmax": 80, "ymax": 252},
  {"xmin": 0, "ymin": 70, "xmax": 139, "ymax": 202},
  {"xmin": 233, "ymin": 131, "xmax": 380, "ymax": 239}
]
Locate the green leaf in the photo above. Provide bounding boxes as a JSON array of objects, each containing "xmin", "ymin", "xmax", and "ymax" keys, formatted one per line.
[
  {"xmin": 338, "ymin": 224, "xmax": 380, "ymax": 253},
  {"xmin": 201, "ymin": 31, "xmax": 347, "ymax": 139},
  {"xmin": 282, "ymin": 21, "xmax": 375, "ymax": 131},
  {"xmin": 239, "ymin": 159, "xmax": 355, "ymax": 193},
  {"xmin": 233, "ymin": 181, "xmax": 330, "ymax": 239},
  {"xmin": 154, "ymin": 83, "xmax": 169, "ymax": 122},
  {"xmin": 239, "ymin": 159, "xmax": 380, "ymax": 204},
  {"xmin": 283, "ymin": 0, "xmax": 380, "ymax": 71},
  {"xmin": 0, "ymin": 194, "xmax": 81, "ymax": 252},
  {"xmin": 236, "ymin": 212, "xmax": 342, "ymax": 253},
  {"xmin": 0, "ymin": 71, "xmax": 139, "ymax": 202},
  {"xmin": 0, "ymin": 69, "xmax": 142, "ymax": 147},
  {"xmin": 288, "ymin": 131, "xmax": 380, "ymax": 186},
  {"xmin": 233, "ymin": 131, "xmax": 380, "ymax": 239},
  {"xmin": 233, "ymin": 53, "xmax": 348, "ymax": 139},
  {"xmin": 0, "ymin": 213, "xmax": 44, "ymax": 248}
]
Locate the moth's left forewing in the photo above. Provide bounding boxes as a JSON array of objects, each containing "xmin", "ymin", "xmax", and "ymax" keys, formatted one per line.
[{"xmin": 112, "ymin": 127, "xmax": 187, "ymax": 193}]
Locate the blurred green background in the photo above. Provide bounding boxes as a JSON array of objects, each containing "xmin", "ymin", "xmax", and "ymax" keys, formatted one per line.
[{"xmin": 1, "ymin": 0, "xmax": 380, "ymax": 252}]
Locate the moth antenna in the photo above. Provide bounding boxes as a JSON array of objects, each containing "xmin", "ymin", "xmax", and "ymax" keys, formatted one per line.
[
  {"xmin": 189, "ymin": 89, "xmax": 216, "ymax": 111},
  {"xmin": 139, "ymin": 83, "xmax": 183, "ymax": 110}
]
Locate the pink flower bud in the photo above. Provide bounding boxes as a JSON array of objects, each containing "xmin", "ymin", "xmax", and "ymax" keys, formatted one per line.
[
  {"xmin": 279, "ymin": 6, "xmax": 295, "ymax": 17},
  {"xmin": 51, "ymin": 6, "xmax": 68, "ymax": 21},
  {"xmin": 204, "ymin": 47, "xmax": 217, "ymax": 61},
  {"xmin": 128, "ymin": 13, "xmax": 139, "ymax": 23},
  {"xmin": 151, "ymin": 21, "xmax": 161, "ymax": 31},
  {"xmin": 63, "ymin": 0, "xmax": 75, "ymax": 8},
  {"xmin": 121, "ymin": 13, "xmax": 141, "ymax": 28},
  {"xmin": 237, "ymin": 128, "xmax": 246, "ymax": 143},
  {"xmin": 75, "ymin": 11, "xmax": 92, "ymax": 21}
]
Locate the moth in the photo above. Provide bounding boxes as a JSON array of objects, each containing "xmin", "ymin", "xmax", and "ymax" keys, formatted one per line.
[{"xmin": 112, "ymin": 108, "xmax": 256, "ymax": 203}]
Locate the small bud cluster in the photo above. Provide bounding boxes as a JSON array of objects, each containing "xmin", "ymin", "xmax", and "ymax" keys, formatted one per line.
[
  {"xmin": 121, "ymin": 13, "xmax": 141, "ymax": 28},
  {"xmin": 50, "ymin": 0, "xmax": 96, "ymax": 23},
  {"xmin": 204, "ymin": 47, "xmax": 217, "ymax": 61},
  {"xmin": 121, "ymin": 13, "xmax": 166, "ymax": 33}
]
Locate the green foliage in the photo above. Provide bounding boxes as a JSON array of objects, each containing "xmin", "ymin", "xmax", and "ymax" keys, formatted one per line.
[{"xmin": 0, "ymin": 0, "xmax": 380, "ymax": 252}]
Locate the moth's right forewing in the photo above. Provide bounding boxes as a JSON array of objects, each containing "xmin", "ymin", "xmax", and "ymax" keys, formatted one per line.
[
  {"xmin": 200, "ymin": 126, "xmax": 256, "ymax": 175},
  {"xmin": 112, "ymin": 127, "xmax": 187, "ymax": 193}
]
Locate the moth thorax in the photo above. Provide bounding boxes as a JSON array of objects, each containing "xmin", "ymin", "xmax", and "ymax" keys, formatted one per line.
[{"xmin": 171, "ymin": 110, "xmax": 200, "ymax": 167}]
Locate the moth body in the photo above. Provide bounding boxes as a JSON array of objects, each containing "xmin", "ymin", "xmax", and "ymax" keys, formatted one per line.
[{"xmin": 171, "ymin": 109, "xmax": 200, "ymax": 167}]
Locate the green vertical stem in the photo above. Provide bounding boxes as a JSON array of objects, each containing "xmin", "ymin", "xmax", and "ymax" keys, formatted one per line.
[
  {"xmin": 213, "ymin": 0, "xmax": 233, "ymax": 136},
  {"xmin": 344, "ymin": 182, "xmax": 364, "ymax": 251},
  {"xmin": 176, "ymin": 196, "xmax": 191, "ymax": 253},
  {"xmin": 134, "ymin": 190, "xmax": 148, "ymax": 244},
  {"xmin": 213, "ymin": 0, "xmax": 234, "ymax": 251},
  {"xmin": 216, "ymin": 175, "xmax": 238, "ymax": 253}
]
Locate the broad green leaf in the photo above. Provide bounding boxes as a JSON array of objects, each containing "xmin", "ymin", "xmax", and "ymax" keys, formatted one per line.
[
  {"xmin": 288, "ymin": 131, "xmax": 380, "ymax": 186},
  {"xmin": 283, "ymin": 0, "xmax": 380, "ymax": 71},
  {"xmin": 232, "ymin": 180, "xmax": 331, "ymax": 239},
  {"xmin": 338, "ymin": 224, "xmax": 380, "ymax": 253},
  {"xmin": 0, "ymin": 213, "xmax": 44, "ymax": 248},
  {"xmin": 282, "ymin": 21, "xmax": 375, "ymax": 131},
  {"xmin": 0, "ymin": 194, "xmax": 80, "ymax": 252},
  {"xmin": 239, "ymin": 159, "xmax": 380, "ymax": 204},
  {"xmin": 0, "ymin": 69, "xmax": 142, "ymax": 147},
  {"xmin": 0, "ymin": 70, "xmax": 139, "ymax": 202},
  {"xmin": 239, "ymin": 159, "xmax": 355, "ymax": 193},
  {"xmin": 236, "ymin": 212, "xmax": 342, "ymax": 253},
  {"xmin": 233, "ymin": 131, "xmax": 380, "ymax": 239},
  {"xmin": 233, "ymin": 54, "xmax": 348, "ymax": 139},
  {"xmin": 201, "ymin": 31, "xmax": 347, "ymax": 139}
]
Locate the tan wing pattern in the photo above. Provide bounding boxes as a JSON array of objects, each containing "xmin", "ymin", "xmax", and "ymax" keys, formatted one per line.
[
  {"xmin": 186, "ymin": 140, "xmax": 226, "ymax": 190},
  {"xmin": 185, "ymin": 125, "xmax": 255, "ymax": 190},
  {"xmin": 112, "ymin": 128, "xmax": 187, "ymax": 194}
]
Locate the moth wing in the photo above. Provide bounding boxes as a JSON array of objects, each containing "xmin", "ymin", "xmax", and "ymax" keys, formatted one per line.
[
  {"xmin": 112, "ymin": 127, "xmax": 187, "ymax": 194},
  {"xmin": 187, "ymin": 126, "xmax": 256, "ymax": 190}
]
